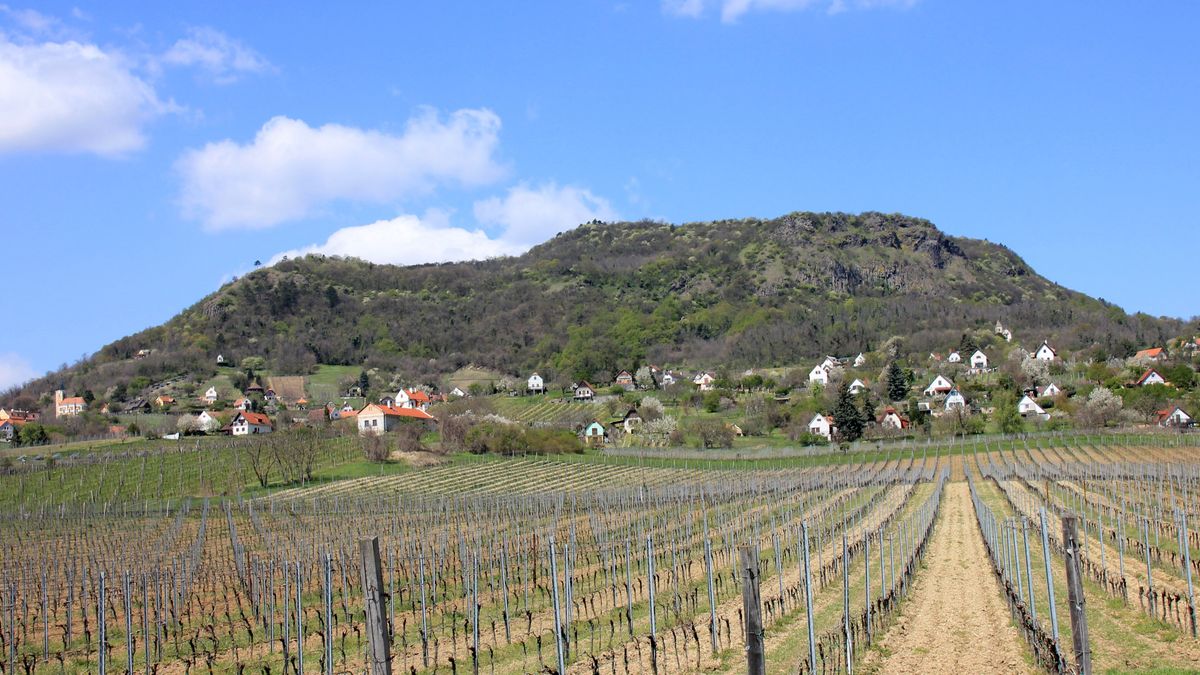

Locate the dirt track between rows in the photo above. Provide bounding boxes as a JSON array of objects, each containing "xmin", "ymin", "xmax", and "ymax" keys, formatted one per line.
[{"xmin": 861, "ymin": 482, "xmax": 1035, "ymax": 675}]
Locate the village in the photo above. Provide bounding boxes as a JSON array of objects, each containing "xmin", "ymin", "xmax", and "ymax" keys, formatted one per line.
[{"xmin": 3, "ymin": 321, "xmax": 1197, "ymax": 451}]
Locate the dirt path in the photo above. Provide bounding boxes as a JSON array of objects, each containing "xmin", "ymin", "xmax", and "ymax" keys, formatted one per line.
[{"xmin": 860, "ymin": 482, "xmax": 1035, "ymax": 675}]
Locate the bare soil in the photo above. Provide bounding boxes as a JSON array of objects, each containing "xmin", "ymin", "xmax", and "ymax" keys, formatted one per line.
[{"xmin": 860, "ymin": 482, "xmax": 1036, "ymax": 675}]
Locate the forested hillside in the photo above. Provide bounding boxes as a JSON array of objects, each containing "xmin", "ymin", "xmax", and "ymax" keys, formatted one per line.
[{"xmin": 5, "ymin": 211, "xmax": 1191, "ymax": 404}]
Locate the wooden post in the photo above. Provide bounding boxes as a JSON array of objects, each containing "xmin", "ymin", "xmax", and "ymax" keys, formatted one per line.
[
  {"xmin": 740, "ymin": 545, "xmax": 766, "ymax": 675},
  {"xmin": 1061, "ymin": 515, "xmax": 1091, "ymax": 675},
  {"xmin": 359, "ymin": 538, "xmax": 393, "ymax": 675}
]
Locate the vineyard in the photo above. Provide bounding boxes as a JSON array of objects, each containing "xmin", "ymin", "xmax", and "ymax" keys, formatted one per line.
[{"xmin": 0, "ymin": 435, "xmax": 1198, "ymax": 673}]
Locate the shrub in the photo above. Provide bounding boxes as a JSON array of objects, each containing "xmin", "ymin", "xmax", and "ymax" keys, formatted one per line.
[{"xmin": 691, "ymin": 419, "xmax": 734, "ymax": 449}]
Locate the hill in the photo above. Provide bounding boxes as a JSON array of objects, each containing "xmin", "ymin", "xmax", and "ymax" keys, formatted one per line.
[{"xmin": 4, "ymin": 211, "xmax": 1192, "ymax": 406}]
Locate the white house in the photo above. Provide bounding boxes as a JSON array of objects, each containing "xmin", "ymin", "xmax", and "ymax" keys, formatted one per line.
[
  {"xmin": 356, "ymin": 403, "xmax": 435, "ymax": 435},
  {"xmin": 1040, "ymin": 383, "xmax": 1062, "ymax": 398},
  {"xmin": 923, "ymin": 375, "xmax": 955, "ymax": 397},
  {"xmin": 820, "ymin": 356, "xmax": 839, "ymax": 371},
  {"xmin": 204, "ymin": 386, "xmax": 219, "ymax": 404},
  {"xmin": 944, "ymin": 389, "xmax": 967, "ymax": 410},
  {"xmin": 216, "ymin": 354, "xmax": 225, "ymax": 365},
  {"xmin": 232, "ymin": 398, "xmax": 252, "ymax": 412},
  {"xmin": 1035, "ymin": 341, "xmax": 1057, "ymax": 362},
  {"xmin": 1017, "ymin": 395, "xmax": 1049, "ymax": 420},
  {"xmin": 808, "ymin": 365, "xmax": 830, "ymax": 386},
  {"xmin": 1136, "ymin": 369, "xmax": 1167, "ymax": 387},
  {"xmin": 395, "ymin": 388, "xmax": 431, "ymax": 410},
  {"xmin": 196, "ymin": 411, "xmax": 221, "ymax": 433},
  {"xmin": 947, "ymin": 351, "xmax": 962, "ymax": 364},
  {"xmin": 0, "ymin": 420, "xmax": 17, "ymax": 442},
  {"xmin": 527, "ymin": 373, "xmax": 545, "ymax": 394},
  {"xmin": 574, "ymin": 382, "xmax": 596, "ymax": 401},
  {"xmin": 582, "ymin": 421, "xmax": 606, "ymax": 446},
  {"xmin": 970, "ymin": 350, "xmax": 989, "ymax": 369},
  {"xmin": 1155, "ymin": 406, "xmax": 1192, "ymax": 428},
  {"xmin": 853, "ymin": 353, "xmax": 867, "ymax": 368},
  {"xmin": 662, "ymin": 372, "xmax": 676, "ymax": 387},
  {"xmin": 619, "ymin": 409, "xmax": 642, "ymax": 433},
  {"xmin": 231, "ymin": 411, "xmax": 272, "ymax": 436},
  {"xmin": 848, "ymin": 379, "xmax": 867, "ymax": 395},
  {"xmin": 449, "ymin": 387, "xmax": 468, "ymax": 398},
  {"xmin": 877, "ymin": 407, "xmax": 908, "ymax": 430},
  {"xmin": 693, "ymin": 372, "xmax": 716, "ymax": 391},
  {"xmin": 808, "ymin": 413, "xmax": 834, "ymax": 440}
]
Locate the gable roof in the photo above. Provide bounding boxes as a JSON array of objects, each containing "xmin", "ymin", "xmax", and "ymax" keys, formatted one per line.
[
  {"xmin": 1136, "ymin": 369, "xmax": 1166, "ymax": 386},
  {"xmin": 1154, "ymin": 406, "xmax": 1190, "ymax": 423},
  {"xmin": 236, "ymin": 411, "xmax": 272, "ymax": 426},
  {"xmin": 360, "ymin": 403, "xmax": 435, "ymax": 420},
  {"xmin": 404, "ymin": 389, "xmax": 431, "ymax": 403},
  {"xmin": 1135, "ymin": 347, "xmax": 1165, "ymax": 359}
]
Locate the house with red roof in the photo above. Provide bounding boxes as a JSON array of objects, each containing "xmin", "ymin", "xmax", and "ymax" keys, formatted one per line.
[
  {"xmin": 1154, "ymin": 406, "xmax": 1192, "ymax": 428},
  {"xmin": 356, "ymin": 403, "xmax": 435, "ymax": 435},
  {"xmin": 231, "ymin": 411, "xmax": 272, "ymax": 436},
  {"xmin": 1135, "ymin": 369, "xmax": 1168, "ymax": 387},
  {"xmin": 878, "ymin": 406, "xmax": 910, "ymax": 430}
]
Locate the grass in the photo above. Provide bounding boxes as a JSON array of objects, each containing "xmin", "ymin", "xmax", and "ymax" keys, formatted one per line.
[{"xmin": 306, "ymin": 364, "xmax": 362, "ymax": 402}]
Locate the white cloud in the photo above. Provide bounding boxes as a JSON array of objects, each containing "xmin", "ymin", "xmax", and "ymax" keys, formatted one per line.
[
  {"xmin": 162, "ymin": 26, "xmax": 274, "ymax": 84},
  {"xmin": 0, "ymin": 36, "xmax": 170, "ymax": 155},
  {"xmin": 272, "ymin": 210, "xmax": 525, "ymax": 267},
  {"xmin": 178, "ymin": 108, "xmax": 507, "ymax": 230},
  {"xmin": 0, "ymin": 352, "xmax": 37, "ymax": 391},
  {"xmin": 663, "ymin": 0, "xmax": 917, "ymax": 21},
  {"xmin": 274, "ymin": 182, "xmax": 619, "ymax": 268},
  {"xmin": 473, "ymin": 182, "xmax": 618, "ymax": 245}
]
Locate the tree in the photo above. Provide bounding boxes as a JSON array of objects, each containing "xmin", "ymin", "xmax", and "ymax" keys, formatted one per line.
[
  {"xmin": 833, "ymin": 382, "xmax": 864, "ymax": 442},
  {"xmin": 992, "ymin": 391, "xmax": 1023, "ymax": 434},
  {"xmin": 358, "ymin": 370, "xmax": 370, "ymax": 396},
  {"xmin": 958, "ymin": 333, "xmax": 978, "ymax": 355},
  {"xmin": 1078, "ymin": 387, "xmax": 1123, "ymax": 427},
  {"xmin": 858, "ymin": 391, "xmax": 877, "ymax": 427},
  {"xmin": 886, "ymin": 361, "xmax": 908, "ymax": 402},
  {"xmin": 325, "ymin": 284, "xmax": 340, "ymax": 308},
  {"xmin": 635, "ymin": 366, "xmax": 657, "ymax": 390}
]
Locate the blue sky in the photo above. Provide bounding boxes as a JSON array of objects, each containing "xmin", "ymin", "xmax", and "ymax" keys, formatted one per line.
[{"xmin": 2, "ymin": 1, "xmax": 1198, "ymax": 388}]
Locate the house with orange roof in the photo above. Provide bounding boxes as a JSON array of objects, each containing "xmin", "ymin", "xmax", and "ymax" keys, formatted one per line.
[
  {"xmin": 356, "ymin": 403, "xmax": 435, "ymax": 435},
  {"xmin": 231, "ymin": 411, "xmax": 272, "ymax": 436},
  {"xmin": 232, "ymin": 397, "xmax": 253, "ymax": 411},
  {"xmin": 154, "ymin": 395, "xmax": 175, "ymax": 408},
  {"xmin": 1134, "ymin": 347, "xmax": 1166, "ymax": 362},
  {"xmin": 54, "ymin": 390, "xmax": 86, "ymax": 418},
  {"xmin": 395, "ymin": 388, "xmax": 432, "ymax": 411}
]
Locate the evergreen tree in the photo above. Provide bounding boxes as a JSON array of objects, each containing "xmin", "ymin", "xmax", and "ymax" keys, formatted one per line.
[
  {"xmin": 833, "ymin": 382, "xmax": 865, "ymax": 442},
  {"xmin": 958, "ymin": 333, "xmax": 978, "ymax": 355},
  {"xmin": 358, "ymin": 370, "xmax": 370, "ymax": 395},
  {"xmin": 886, "ymin": 361, "xmax": 908, "ymax": 402},
  {"xmin": 859, "ymin": 391, "xmax": 878, "ymax": 426}
]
